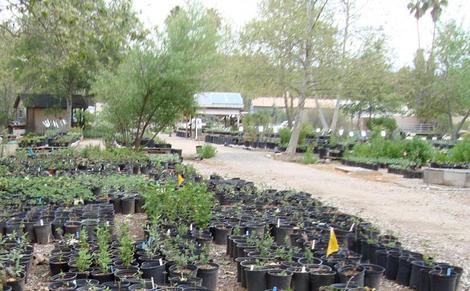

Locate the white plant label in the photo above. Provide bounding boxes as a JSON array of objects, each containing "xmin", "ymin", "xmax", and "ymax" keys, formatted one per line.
[
  {"xmin": 311, "ymin": 240, "xmax": 316, "ymax": 250},
  {"xmin": 250, "ymin": 265, "xmax": 254, "ymax": 271},
  {"xmin": 190, "ymin": 224, "xmax": 193, "ymax": 231},
  {"xmin": 167, "ymin": 229, "xmax": 171, "ymax": 236},
  {"xmin": 40, "ymin": 219, "xmax": 44, "ymax": 226},
  {"xmin": 277, "ymin": 219, "xmax": 281, "ymax": 228},
  {"xmin": 349, "ymin": 223, "xmax": 355, "ymax": 232},
  {"xmin": 151, "ymin": 277, "xmax": 155, "ymax": 288},
  {"xmin": 301, "ymin": 266, "xmax": 306, "ymax": 273},
  {"xmin": 159, "ymin": 258, "xmax": 163, "ymax": 266}
]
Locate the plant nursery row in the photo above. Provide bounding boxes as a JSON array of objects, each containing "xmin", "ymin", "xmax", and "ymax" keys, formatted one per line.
[{"xmin": 0, "ymin": 147, "xmax": 464, "ymax": 291}]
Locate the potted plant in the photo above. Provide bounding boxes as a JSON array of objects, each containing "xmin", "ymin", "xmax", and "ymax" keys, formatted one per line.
[
  {"xmin": 75, "ymin": 229, "xmax": 93, "ymax": 279},
  {"xmin": 196, "ymin": 245, "xmax": 219, "ymax": 291},
  {"xmin": 90, "ymin": 225, "xmax": 113, "ymax": 283}
]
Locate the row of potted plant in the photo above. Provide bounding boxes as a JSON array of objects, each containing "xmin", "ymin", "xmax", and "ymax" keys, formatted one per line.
[{"xmin": 205, "ymin": 176, "xmax": 462, "ymax": 291}]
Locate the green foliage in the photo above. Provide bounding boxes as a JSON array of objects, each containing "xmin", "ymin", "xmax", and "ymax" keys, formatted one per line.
[
  {"xmin": 76, "ymin": 228, "xmax": 92, "ymax": 272},
  {"xmin": 0, "ymin": 176, "xmax": 94, "ymax": 206},
  {"xmin": 348, "ymin": 137, "xmax": 433, "ymax": 166},
  {"xmin": 95, "ymin": 225, "xmax": 112, "ymax": 274},
  {"xmin": 197, "ymin": 144, "xmax": 217, "ymax": 159},
  {"xmin": 142, "ymin": 181, "xmax": 214, "ymax": 229},
  {"xmin": 92, "ymin": 4, "xmax": 219, "ymax": 147},
  {"xmin": 366, "ymin": 117, "xmax": 398, "ymax": 133},
  {"xmin": 279, "ymin": 128, "xmax": 291, "ymax": 145},
  {"xmin": 9, "ymin": 0, "xmax": 143, "ymax": 126},
  {"xmin": 303, "ymin": 146, "xmax": 318, "ymax": 164},
  {"xmin": 118, "ymin": 222, "xmax": 135, "ymax": 268},
  {"xmin": 403, "ymin": 139, "xmax": 433, "ymax": 166},
  {"xmin": 449, "ymin": 136, "xmax": 470, "ymax": 162},
  {"xmin": 298, "ymin": 124, "xmax": 313, "ymax": 146}
]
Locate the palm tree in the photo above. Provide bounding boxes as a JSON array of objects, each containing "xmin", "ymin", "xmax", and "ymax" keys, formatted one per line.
[
  {"xmin": 407, "ymin": 0, "xmax": 426, "ymax": 49},
  {"xmin": 424, "ymin": 0, "xmax": 449, "ymax": 55}
]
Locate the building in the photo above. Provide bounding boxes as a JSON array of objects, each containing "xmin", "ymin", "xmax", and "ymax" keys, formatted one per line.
[
  {"xmin": 251, "ymin": 97, "xmax": 338, "ymax": 111},
  {"xmin": 195, "ymin": 92, "xmax": 244, "ymax": 126},
  {"xmin": 12, "ymin": 93, "xmax": 93, "ymax": 134}
]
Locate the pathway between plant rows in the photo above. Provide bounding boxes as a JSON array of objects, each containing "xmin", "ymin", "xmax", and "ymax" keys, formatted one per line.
[{"xmin": 162, "ymin": 134, "xmax": 470, "ymax": 290}]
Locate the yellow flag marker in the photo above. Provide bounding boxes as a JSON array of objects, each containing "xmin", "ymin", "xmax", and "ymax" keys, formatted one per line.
[
  {"xmin": 177, "ymin": 174, "xmax": 185, "ymax": 186},
  {"xmin": 326, "ymin": 227, "xmax": 340, "ymax": 257}
]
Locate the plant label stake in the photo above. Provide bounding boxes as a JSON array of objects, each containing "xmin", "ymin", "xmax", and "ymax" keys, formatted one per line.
[
  {"xmin": 40, "ymin": 219, "xmax": 44, "ymax": 226},
  {"xmin": 301, "ymin": 266, "xmax": 306, "ymax": 273},
  {"xmin": 447, "ymin": 268, "xmax": 452, "ymax": 276},
  {"xmin": 311, "ymin": 240, "xmax": 316, "ymax": 250},
  {"xmin": 167, "ymin": 229, "xmax": 171, "ymax": 236},
  {"xmin": 159, "ymin": 258, "xmax": 163, "ymax": 266},
  {"xmin": 250, "ymin": 265, "xmax": 254, "ymax": 271},
  {"xmin": 349, "ymin": 223, "xmax": 355, "ymax": 232},
  {"xmin": 190, "ymin": 224, "xmax": 193, "ymax": 231},
  {"xmin": 277, "ymin": 219, "xmax": 281, "ymax": 228},
  {"xmin": 151, "ymin": 277, "xmax": 155, "ymax": 289}
]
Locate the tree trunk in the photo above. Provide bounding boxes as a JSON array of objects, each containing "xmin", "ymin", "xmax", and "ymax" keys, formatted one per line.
[
  {"xmin": 283, "ymin": 91, "xmax": 293, "ymax": 128},
  {"xmin": 65, "ymin": 94, "xmax": 72, "ymax": 131},
  {"xmin": 453, "ymin": 108, "xmax": 470, "ymax": 140},
  {"xmin": 286, "ymin": 0, "xmax": 316, "ymax": 155},
  {"xmin": 330, "ymin": 0, "xmax": 350, "ymax": 132},
  {"xmin": 416, "ymin": 18, "xmax": 421, "ymax": 50}
]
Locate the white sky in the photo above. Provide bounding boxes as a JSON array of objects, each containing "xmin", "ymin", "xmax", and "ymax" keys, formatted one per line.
[{"xmin": 133, "ymin": 0, "xmax": 470, "ymax": 67}]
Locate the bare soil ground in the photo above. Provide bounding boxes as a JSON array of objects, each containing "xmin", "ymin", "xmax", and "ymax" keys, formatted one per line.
[{"xmin": 164, "ymin": 134, "xmax": 470, "ymax": 290}]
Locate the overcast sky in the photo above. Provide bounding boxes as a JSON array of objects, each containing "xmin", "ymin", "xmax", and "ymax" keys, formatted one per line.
[{"xmin": 133, "ymin": 0, "xmax": 470, "ymax": 67}]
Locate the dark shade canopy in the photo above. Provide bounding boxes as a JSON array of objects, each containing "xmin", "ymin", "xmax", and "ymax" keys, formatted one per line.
[{"xmin": 14, "ymin": 94, "xmax": 93, "ymax": 109}]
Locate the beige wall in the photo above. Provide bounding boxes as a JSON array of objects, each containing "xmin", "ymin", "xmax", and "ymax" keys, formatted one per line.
[{"xmin": 28, "ymin": 108, "xmax": 68, "ymax": 134}]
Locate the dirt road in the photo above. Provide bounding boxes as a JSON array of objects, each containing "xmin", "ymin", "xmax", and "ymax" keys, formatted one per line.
[{"xmin": 164, "ymin": 135, "xmax": 470, "ymax": 289}]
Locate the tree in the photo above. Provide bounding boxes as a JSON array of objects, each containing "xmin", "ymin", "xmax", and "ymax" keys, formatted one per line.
[
  {"xmin": 341, "ymin": 36, "xmax": 400, "ymax": 123},
  {"xmin": 5, "ymin": 0, "xmax": 142, "ymax": 129},
  {"xmin": 0, "ymin": 29, "xmax": 18, "ymax": 128},
  {"xmin": 92, "ymin": 4, "xmax": 220, "ymax": 148},
  {"xmin": 242, "ymin": 0, "xmax": 336, "ymax": 155},
  {"xmin": 407, "ymin": 0, "xmax": 426, "ymax": 49},
  {"xmin": 434, "ymin": 21, "xmax": 470, "ymax": 139}
]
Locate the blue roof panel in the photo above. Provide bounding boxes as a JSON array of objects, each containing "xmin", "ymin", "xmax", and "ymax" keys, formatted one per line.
[{"xmin": 195, "ymin": 92, "xmax": 244, "ymax": 109}]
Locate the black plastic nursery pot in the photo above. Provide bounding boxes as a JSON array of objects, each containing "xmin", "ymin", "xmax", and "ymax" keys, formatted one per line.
[
  {"xmin": 48, "ymin": 280, "xmax": 77, "ymax": 291},
  {"xmin": 239, "ymin": 258, "xmax": 256, "ymax": 287},
  {"xmin": 6, "ymin": 272, "xmax": 26, "ymax": 291},
  {"xmin": 120, "ymin": 196, "xmax": 136, "ymax": 215},
  {"xmin": 196, "ymin": 263, "xmax": 219, "ymax": 291},
  {"xmin": 169, "ymin": 264, "xmax": 198, "ymax": 279},
  {"xmin": 337, "ymin": 265, "xmax": 365, "ymax": 287},
  {"xmin": 49, "ymin": 257, "xmax": 70, "ymax": 276},
  {"xmin": 245, "ymin": 267, "xmax": 268, "ymax": 291},
  {"xmin": 211, "ymin": 225, "xmax": 231, "ymax": 245},
  {"xmin": 33, "ymin": 223, "xmax": 52, "ymax": 244},
  {"xmin": 396, "ymin": 255, "xmax": 413, "ymax": 286},
  {"xmin": 409, "ymin": 260, "xmax": 434, "ymax": 290},
  {"xmin": 288, "ymin": 266, "xmax": 310, "ymax": 291},
  {"xmin": 266, "ymin": 269, "xmax": 293, "ymax": 290},
  {"xmin": 309, "ymin": 269, "xmax": 336, "ymax": 291},
  {"xmin": 361, "ymin": 263, "xmax": 385, "ymax": 289},
  {"xmin": 385, "ymin": 250, "xmax": 400, "ymax": 280},
  {"xmin": 141, "ymin": 261, "xmax": 166, "ymax": 285},
  {"xmin": 429, "ymin": 269, "xmax": 457, "ymax": 291},
  {"xmin": 90, "ymin": 270, "xmax": 115, "ymax": 284}
]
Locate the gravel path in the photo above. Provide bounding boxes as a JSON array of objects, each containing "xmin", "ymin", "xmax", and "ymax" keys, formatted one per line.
[{"xmin": 165, "ymin": 134, "xmax": 470, "ymax": 290}]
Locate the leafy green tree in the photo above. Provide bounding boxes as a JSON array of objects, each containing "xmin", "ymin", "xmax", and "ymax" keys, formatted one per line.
[
  {"xmin": 5, "ymin": 0, "xmax": 142, "ymax": 128},
  {"xmin": 341, "ymin": 36, "xmax": 400, "ymax": 121},
  {"xmin": 92, "ymin": 4, "xmax": 220, "ymax": 147},
  {"xmin": 242, "ymin": 0, "xmax": 338, "ymax": 155},
  {"xmin": 0, "ymin": 29, "xmax": 18, "ymax": 128},
  {"xmin": 434, "ymin": 21, "xmax": 470, "ymax": 139}
]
